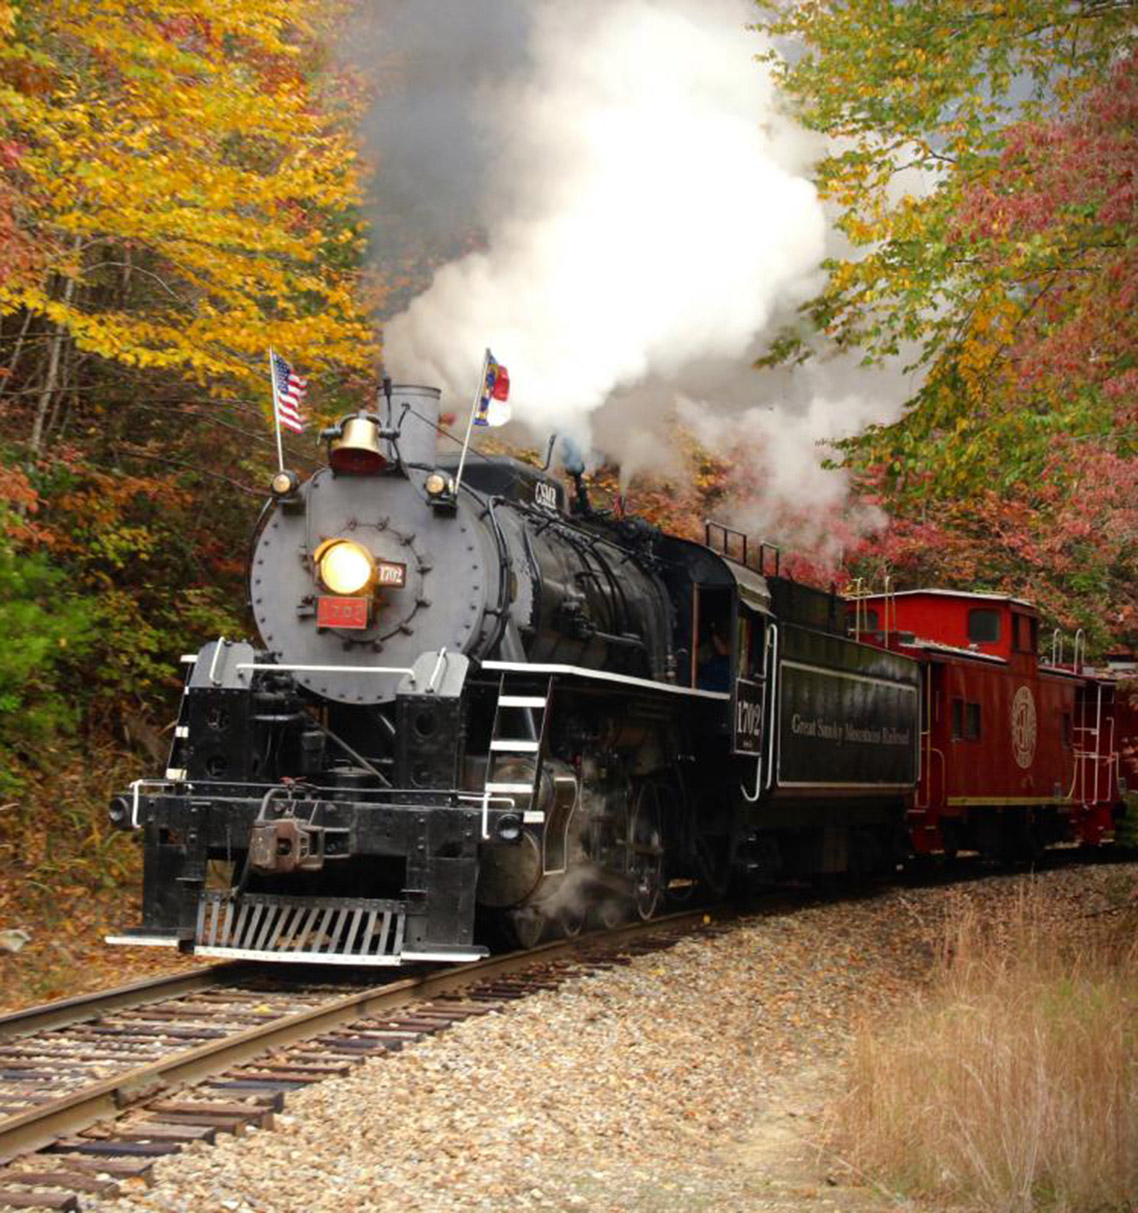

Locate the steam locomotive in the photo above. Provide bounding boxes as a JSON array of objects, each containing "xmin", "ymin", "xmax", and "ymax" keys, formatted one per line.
[{"xmin": 107, "ymin": 383, "xmax": 924, "ymax": 965}]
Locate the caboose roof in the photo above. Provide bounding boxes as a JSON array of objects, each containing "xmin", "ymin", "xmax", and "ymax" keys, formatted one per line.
[
  {"xmin": 899, "ymin": 638, "xmax": 1008, "ymax": 665},
  {"xmin": 854, "ymin": 588, "xmax": 1036, "ymax": 611}
]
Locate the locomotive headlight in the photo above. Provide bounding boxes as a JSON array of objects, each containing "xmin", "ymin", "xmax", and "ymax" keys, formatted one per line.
[
  {"xmin": 425, "ymin": 471, "xmax": 449, "ymax": 497},
  {"xmin": 314, "ymin": 538, "xmax": 375, "ymax": 595}
]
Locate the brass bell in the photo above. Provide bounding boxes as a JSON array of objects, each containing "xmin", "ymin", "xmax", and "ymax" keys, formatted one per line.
[{"xmin": 328, "ymin": 414, "xmax": 387, "ymax": 475}]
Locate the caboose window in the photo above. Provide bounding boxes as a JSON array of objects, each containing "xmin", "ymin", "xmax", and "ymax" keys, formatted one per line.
[
  {"xmin": 1013, "ymin": 613, "xmax": 1037, "ymax": 653},
  {"xmin": 968, "ymin": 608, "xmax": 1001, "ymax": 644},
  {"xmin": 952, "ymin": 698, "xmax": 981, "ymax": 740}
]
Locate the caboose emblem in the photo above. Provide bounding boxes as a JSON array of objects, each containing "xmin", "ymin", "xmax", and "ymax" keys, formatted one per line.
[{"xmin": 1011, "ymin": 685, "xmax": 1037, "ymax": 769}]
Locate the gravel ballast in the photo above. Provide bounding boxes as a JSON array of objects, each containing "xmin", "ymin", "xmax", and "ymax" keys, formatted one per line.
[{"xmin": 80, "ymin": 861, "xmax": 1136, "ymax": 1213}]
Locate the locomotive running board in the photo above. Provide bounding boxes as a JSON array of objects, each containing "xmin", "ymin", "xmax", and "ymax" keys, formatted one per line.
[{"xmin": 187, "ymin": 891, "xmax": 485, "ymax": 967}]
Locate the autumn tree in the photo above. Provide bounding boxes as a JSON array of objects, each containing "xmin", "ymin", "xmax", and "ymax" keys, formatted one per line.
[
  {"xmin": 0, "ymin": 0, "xmax": 374, "ymax": 447},
  {"xmin": 0, "ymin": 0, "xmax": 379, "ymax": 786},
  {"xmin": 754, "ymin": 1, "xmax": 1138, "ymax": 644}
]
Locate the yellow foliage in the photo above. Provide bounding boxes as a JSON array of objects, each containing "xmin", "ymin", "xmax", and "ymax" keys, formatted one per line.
[{"xmin": 0, "ymin": 0, "xmax": 375, "ymax": 403}]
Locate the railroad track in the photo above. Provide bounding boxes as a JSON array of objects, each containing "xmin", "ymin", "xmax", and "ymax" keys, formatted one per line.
[{"xmin": 0, "ymin": 910, "xmax": 720, "ymax": 1211}]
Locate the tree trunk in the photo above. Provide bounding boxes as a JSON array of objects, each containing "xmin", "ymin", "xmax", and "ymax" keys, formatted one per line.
[
  {"xmin": 0, "ymin": 306, "xmax": 34, "ymax": 404},
  {"xmin": 29, "ymin": 235, "xmax": 82, "ymax": 458}
]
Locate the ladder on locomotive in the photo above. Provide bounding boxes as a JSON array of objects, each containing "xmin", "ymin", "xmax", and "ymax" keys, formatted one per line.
[
  {"xmin": 483, "ymin": 672, "xmax": 555, "ymax": 821},
  {"xmin": 163, "ymin": 652, "xmax": 199, "ymax": 782}
]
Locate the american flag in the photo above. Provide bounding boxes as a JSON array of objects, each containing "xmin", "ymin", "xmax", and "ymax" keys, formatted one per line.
[{"xmin": 270, "ymin": 350, "xmax": 307, "ymax": 434}]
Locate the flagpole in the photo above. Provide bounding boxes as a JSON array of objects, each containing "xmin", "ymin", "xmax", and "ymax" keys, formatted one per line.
[
  {"xmin": 453, "ymin": 347, "xmax": 490, "ymax": 499},
  {"xmin": 268, "ymin": 347, "xmax": 285, "ymax": 473}
]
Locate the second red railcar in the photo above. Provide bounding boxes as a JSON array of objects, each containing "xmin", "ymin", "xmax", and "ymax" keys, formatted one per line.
[{"xmin": 849, "ymin": 589, "xmax": 1124, "ymax": 856}]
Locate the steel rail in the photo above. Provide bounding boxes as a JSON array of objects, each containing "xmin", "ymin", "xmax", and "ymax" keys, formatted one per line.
[
  {"xmin": 0, "ymin": 965, "xmax": 247, "ymax": 1042},
  {"xmin": 0, "ymin": 910, "xmax": 713, "ymax": 1163}
]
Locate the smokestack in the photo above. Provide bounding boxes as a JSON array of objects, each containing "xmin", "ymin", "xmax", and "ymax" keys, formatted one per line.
[{"xmin": 379, "ymin": 383, "xmax": 442, "ymax": 471}]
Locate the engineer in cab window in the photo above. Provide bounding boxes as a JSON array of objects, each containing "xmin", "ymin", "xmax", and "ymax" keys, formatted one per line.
[{"xmin": 697, "ymin": 619, "xmax": 731, "ymax": 692}]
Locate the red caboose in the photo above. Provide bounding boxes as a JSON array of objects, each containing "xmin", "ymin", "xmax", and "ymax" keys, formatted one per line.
[
  {"xmin": 1064, "ymin": 651, "xmax": 1137, "ymax": 844},
  {"xmin": 848, "ymin": 589, "xmax": 1118, "ymax": 857}
]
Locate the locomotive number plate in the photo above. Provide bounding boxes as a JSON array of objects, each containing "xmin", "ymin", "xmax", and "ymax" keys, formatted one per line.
[
  {"xmin": 733, "ymin": 677, "xmax": 765, "ymax": 755},
  {"xmin": 317, "ymin": 596, "xmax": 369, "ymax": 629},
  {"xmin": 375, "ymin": 560, "xmax": 407, "ymax": 587}
]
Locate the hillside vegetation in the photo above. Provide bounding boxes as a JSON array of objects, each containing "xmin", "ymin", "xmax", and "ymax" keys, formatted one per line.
[
  {"xmin": 0, "ymin": 1, "xmax": 375, "ymax": 947},
  {"xmin": 755, "ymin": 0, "xmax": 1138, "ymax": 647}
]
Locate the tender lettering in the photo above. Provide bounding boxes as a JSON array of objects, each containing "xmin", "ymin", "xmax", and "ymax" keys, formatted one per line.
[{"xmin": 790, "ymin": 713, "xmax": 909, "ymax": 747}]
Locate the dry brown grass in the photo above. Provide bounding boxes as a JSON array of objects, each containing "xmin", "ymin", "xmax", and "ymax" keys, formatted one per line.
[{"xmin": 836, "ymin": 886, "xmax": 1138, "ymax": 1212}]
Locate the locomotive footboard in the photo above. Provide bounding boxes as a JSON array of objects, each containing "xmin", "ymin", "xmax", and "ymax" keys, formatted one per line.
[{"xmin": 107, "ymin": 784, "xmax": 528, "ymax": 965}]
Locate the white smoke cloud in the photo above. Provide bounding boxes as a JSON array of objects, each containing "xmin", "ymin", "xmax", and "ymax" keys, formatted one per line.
[
  {"xmin": 368, "ymin": 0, "xmax": 933, "ymax": 565},
  {"xmin": 685, "ymin": 356, "xmax": 915, "ymax": 565},
  {"xmin": 384, "ymin": 0, "xmax": 828, "ymax": 441}
]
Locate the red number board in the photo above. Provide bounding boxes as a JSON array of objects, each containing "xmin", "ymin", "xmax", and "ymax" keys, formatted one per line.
[{"xmin": 317, "ymin": 596, "xmax": 369, "ymax": 630}]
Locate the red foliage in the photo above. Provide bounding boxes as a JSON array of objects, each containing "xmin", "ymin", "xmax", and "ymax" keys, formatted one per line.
[
  {"xmin": 849, "ymin": 53, "xmax": 1138, "ymax": 646},
  {"xmin": 956, "ymin": 51, "xmax": 1138, "ymax": 415},
  {"xmin": 848, "ymin": 438, "xmax": 1138, "ymax": 640},
  {"xmin": 0, "ymin": 464, "xmax": 46, "ymax": 544}
]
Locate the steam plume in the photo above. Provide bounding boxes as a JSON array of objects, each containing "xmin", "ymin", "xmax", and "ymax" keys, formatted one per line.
[
  {"xmin": 357, "ymin": 0, "xmax": 921, "ymax": 561},
  {"xmin": 382, "ymin": 0, "xmax": 827, "ymax": 439}
]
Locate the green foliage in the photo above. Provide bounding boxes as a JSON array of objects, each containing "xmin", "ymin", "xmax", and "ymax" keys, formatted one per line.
[
  {"xmin": 754, "ymin": 1, "xmax": 1138, "ymax": 643},
  {"xmin": 754, "ymin": 0, "xmax": 1136, "ymax": 373},
  {"xmin": 0, "ymin": 517, "xmax": 94, "ymax": 791},
  {"xmin": 30, "ymin": 455, "xmax": 249, "ymax": 702}
]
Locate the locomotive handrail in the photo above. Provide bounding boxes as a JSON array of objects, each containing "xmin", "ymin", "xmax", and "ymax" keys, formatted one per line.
[
  {"xmin": 125, "ymin": 779, "xmax": 520, "ymax": 808},
  {"xmin": 127, "ymin": 778, "xmax": 176, "ymax": 827},
  {"xmin": 208, "ymin": 634, "xmax": 227, "ymax": 685},
  {"xmin": 236, "ymin": 661, "xmax": 415, "ymax": 676},
  {"xmin": 480, "ymin": 659, "xmax": 730, "ymax": 699},
  {"xmin": 764, "ymin": 623, "xmax": 779, "ymax": 792},
  {"xmin": 741, "ymin": 754, "xmax": 762, "ymax": 803},
  {"xmin": 703, "ymin": 519, "xmax": 780, "ymax": 577}
]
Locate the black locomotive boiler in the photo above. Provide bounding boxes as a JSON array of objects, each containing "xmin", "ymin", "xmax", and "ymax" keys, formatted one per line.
[{"xmin": 109, "ymin": 383, "xmax": 921, "ymax": 966}]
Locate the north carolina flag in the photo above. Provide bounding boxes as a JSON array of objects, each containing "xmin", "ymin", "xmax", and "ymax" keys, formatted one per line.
[{"xmin": 475, "ymin": 352, "xmax": 511, "ymax": 427}]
